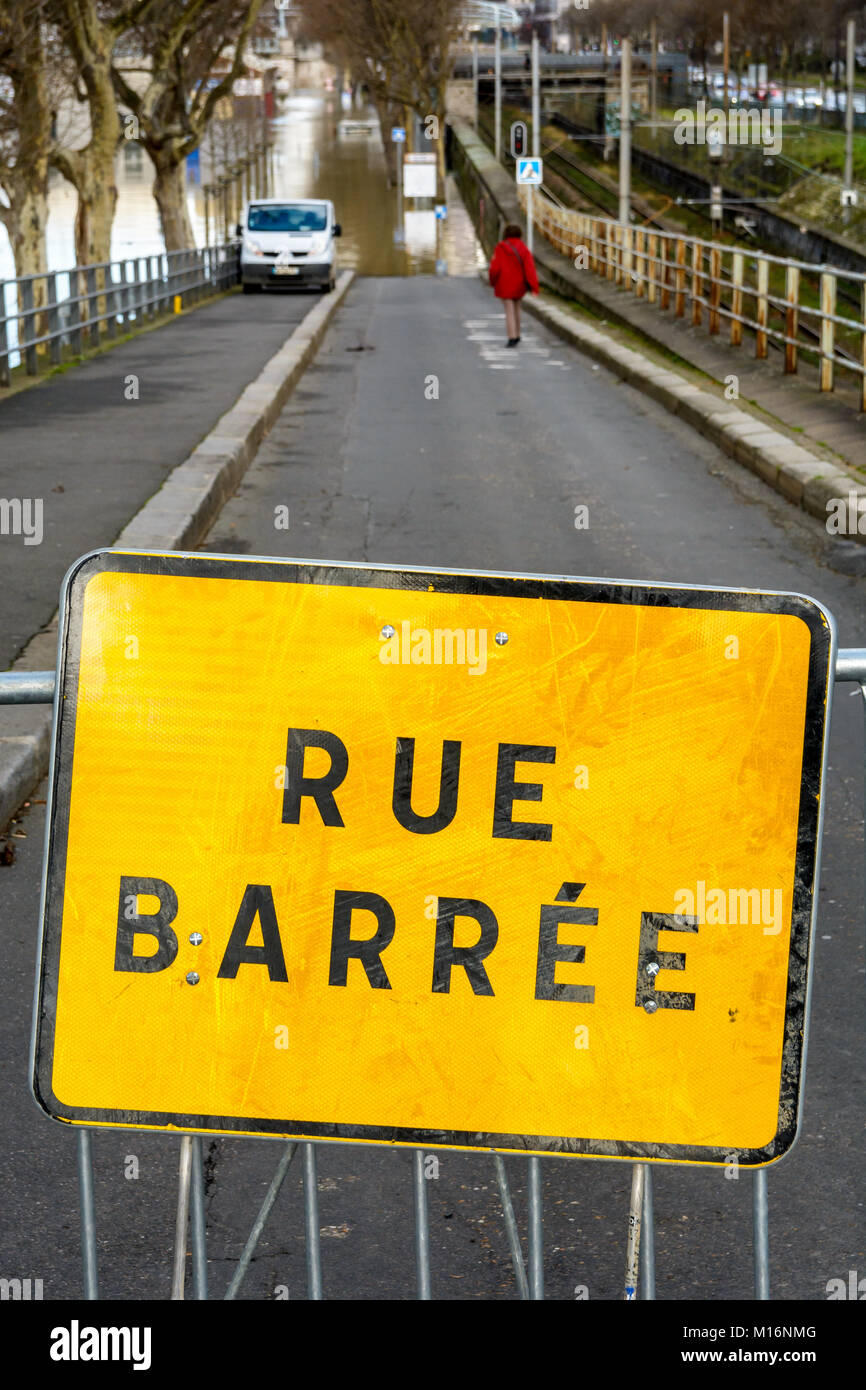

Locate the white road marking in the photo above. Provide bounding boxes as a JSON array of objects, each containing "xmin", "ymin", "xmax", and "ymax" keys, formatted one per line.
[{"xmin": 464, "ymin": 315, "xmax": 572, "ymax": 372}]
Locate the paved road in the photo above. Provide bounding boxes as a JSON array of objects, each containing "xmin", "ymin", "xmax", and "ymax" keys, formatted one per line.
[
  {"xmin": 1, "ymin": 273, "xmax": 864, "ymax": 1304},
  {"xmin": 0, "ymin": 286, "xmax": 322, "ymax": 669}
]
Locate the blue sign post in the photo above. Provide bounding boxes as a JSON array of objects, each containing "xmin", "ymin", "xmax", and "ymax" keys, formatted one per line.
[
  {"xmin": 391, "ymin": 128, "xmax": 407, "ymax": 229},
  {"xmin": 516, "ymin": 159, "xmax": 543, "ymax": 257}
]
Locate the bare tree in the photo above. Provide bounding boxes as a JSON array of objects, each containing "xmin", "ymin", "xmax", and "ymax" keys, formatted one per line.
[
  {"xmin": 0, "ymin": 0, "xmax": 53, "ymax": 279},
  {"xmin": 47, "ymin": 0, "xmax": 164, "ymax": 265},
  {"xmin": 300, "ymin": 0, "xmax": 462, "ymax": 193},
  {"xmin": 112, "ymin": 0, "xmax": 265, "ymax": 252}
]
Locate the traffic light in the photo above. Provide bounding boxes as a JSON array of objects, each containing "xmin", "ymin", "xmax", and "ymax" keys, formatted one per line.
[{"xmin": 510, "ymin": 121, "xmax": 528, "ymax": 159}]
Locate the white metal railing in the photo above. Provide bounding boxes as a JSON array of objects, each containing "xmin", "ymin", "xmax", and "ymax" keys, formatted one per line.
[
  {"xmin": 518, "ymin": 185, "xmax": 866, "ymax": 409},
  {"xmin": 0, "ymin": 244, "xmax": 240, "ymax": 387}
]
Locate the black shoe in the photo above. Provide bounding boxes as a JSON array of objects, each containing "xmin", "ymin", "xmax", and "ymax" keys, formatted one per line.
[{"xmin": 506, "ymin": 338, "xmax": 519, "ymax": 347}]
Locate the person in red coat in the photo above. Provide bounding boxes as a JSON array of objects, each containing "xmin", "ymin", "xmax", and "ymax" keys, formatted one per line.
[{"xmin": 488, "ymin": 223, "xmax": 540, "ymax": 347}]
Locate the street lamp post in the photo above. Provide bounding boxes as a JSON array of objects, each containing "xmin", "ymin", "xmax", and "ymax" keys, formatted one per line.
[
  {"xmin": 528, "ymin": 28, "xmax": 541, "ymax": 256},
  {"xmin": 494, "ymin": 5, "xmax": 502, "ymax": 162},
  {"xmin": 843, "ymin": 16, "xmax": 855, "ymax": 224},
  {"xmin": 618, "ymin": 38, "xmax": 631, "ymax": 228},
  {"xmin": 531, "ymin": 30, "xmax": 540, "ymax": 157},
  {"xmin": 650, "ymin": 17, "xmax": 657, "ymax": 129}
]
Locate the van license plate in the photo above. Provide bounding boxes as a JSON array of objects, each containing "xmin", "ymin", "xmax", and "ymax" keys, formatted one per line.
[{"xmin": 273, "ymin": 265, "xmax": 299, "ymax": 276}]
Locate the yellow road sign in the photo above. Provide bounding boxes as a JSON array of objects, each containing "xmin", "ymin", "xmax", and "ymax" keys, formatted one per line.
[{"xmin": 32, "ymin": 552, "xmax": 834, "ymax": 1165}]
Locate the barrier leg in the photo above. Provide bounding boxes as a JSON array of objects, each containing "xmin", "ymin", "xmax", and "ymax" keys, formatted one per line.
[
  {"xmin": 302, "ymin": 1142, "xmax": 323, "ymax": 1300},
  {"xmin": 190, "ymin": 1136, "xmax": 208, "ymax": 1301},
  {"xmin": 171, "ymin": 1135, "xmax": 193, "ymax": 1300},
  {"xmin": 527, "ymin": 1156, "xmax": 544, "ymax": 1300},
  {"xmin": 413, "ymin": 1149, "xmax": 432, "ymax": 1300},
  {"xmin": 753, "ymin": 1168, "xmax": 770, "ymax": 1300},
  {"xmin": 640, "ymin": 1164, "xmax": 655, "ymax": 1300},
  {"xmin": 224, "ymin": 1141, "xmax": 298, "ymax": 1300},
  {"xmin": 493, "ymin": 1155, "xmax": 529, "ymax": 1299},
  {"xmin": 77, "ymin": 1129, "xmax": 99, "ymax": 1300},
  {"xmin": 624, "ymin": 1162, "xmax": 645, "ymax": 1300}
]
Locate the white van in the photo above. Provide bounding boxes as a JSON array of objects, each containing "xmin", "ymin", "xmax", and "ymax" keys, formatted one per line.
[{"xmin": 238, "ymin": 198, "xmax": 342, "ymax": 293}]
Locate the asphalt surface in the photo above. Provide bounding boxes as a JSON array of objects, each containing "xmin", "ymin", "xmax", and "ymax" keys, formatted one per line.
[
  {"xmin": 1, "ymin": 273, "xmax": 864, "ymax": 1306},
  {"xmin": 0, "ymin": 285, "xmax": 323, "ymax": 669}
]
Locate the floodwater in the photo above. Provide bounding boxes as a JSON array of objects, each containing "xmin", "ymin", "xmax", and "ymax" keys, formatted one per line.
[
  {"xmin": 0, "ymin": 90, "xmax": 474, "ymax": 280},
  {"xmin": 270, "ymin": 92, "xmax": 443, "ymax": 276}
]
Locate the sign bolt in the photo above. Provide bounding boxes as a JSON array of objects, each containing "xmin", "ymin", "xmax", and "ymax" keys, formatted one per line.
[
  {"xmin": 381, "ymin": 624, "xmax": 396, "ymax": 639},
  {"xmin": 645, "ymin": 961, "xmax": 659, "ymax": 977},
  {"xmin": 495, "ymin": 632, "xmax": 509, "ymax": 646},
  {"xmin": 189, "ymin": 932, "xmax": 203, "ymax": 946},
  {"xmin": 643, "ymin": 998, "xmax": 658, "ymax": 1013},
  {"xmin": 186, "ymin": 972, "xmax": 200, "ymax": 986}
]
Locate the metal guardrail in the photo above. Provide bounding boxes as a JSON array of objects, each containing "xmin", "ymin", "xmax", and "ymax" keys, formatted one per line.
[
  {"xmin": 518, "ymin": 185, "xmax": 866, "ymax": 409},
  {"xmin": 3, "ymin": 648, "xmax": 864, "ymax": 1299},
  {"xmin": 0, "ymin": 243, "xmax": 240, "ymax": 387}
]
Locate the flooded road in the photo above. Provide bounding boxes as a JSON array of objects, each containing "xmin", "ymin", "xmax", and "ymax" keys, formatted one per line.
[
  {"xmin": 271, "ymin": 93, "xmax": 444, "ymax": 276},
  {"xmin": 0, "ymin": 91, "xmax": 481, "ymax": 280}
]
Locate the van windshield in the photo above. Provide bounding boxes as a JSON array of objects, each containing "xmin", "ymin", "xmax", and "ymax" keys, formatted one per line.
[{"xmin": 248, "ymin": 204, "xmax": 328, "ymax": 233}]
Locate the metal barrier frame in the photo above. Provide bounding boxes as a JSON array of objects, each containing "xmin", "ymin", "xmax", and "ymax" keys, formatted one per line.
[
  {"xmin": 0, "ymin": 244, "xmax": 240, "ymax": 387},
  {"xmin": 4, "ymin": 649, "xmax": 865, "ymax": 1300}
]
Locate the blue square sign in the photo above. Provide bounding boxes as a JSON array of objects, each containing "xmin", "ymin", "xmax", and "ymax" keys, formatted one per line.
[{"xmin": 516, "ymin": 157, "xmax": 543, "ymax": 186}]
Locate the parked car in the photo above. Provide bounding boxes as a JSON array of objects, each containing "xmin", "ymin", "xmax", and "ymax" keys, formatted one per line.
[{"xmin": 237, "ymin": 198, "xmax": 342, "ymax": 293}]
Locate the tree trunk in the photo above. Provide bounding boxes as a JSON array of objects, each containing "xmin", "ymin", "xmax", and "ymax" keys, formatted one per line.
[
  {"xmin": 11, "ymin": 188, "xmax": 50, "ymax": 348},
  {"xmin": 435, "ymin": 81, "xmax": 448, "ymax": 202},
  {"xmin": 73, "ymin": 150, "xmax": 118, "ymax": 268},
  {"xmin": 1, "ymin": 10, "xmax": 51, "ymax": 288},
  {"xmin": 152, "ymin": 154, "xmax": 196, "ymax": 251},
  {"xmin": 10, "ymin": 187, "xmax": 50, "ymax": 283},
  {"xmin": 372, "ymin": 94, "xmax": 399, "ymax": 184},
  {"xmin": 53, "ymin": 26, "xmax": 120, "ymax": 267}
]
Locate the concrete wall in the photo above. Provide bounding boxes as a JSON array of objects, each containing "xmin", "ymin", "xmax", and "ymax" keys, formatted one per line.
[{"xmin": 446, "ymin": 80, "xmax": 476, "ymax": 123}]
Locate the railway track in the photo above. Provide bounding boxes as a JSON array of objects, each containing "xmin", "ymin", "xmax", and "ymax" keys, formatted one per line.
[{"xmin": 475, "ymin": 109, "xmax": 863, "ymax": 372}]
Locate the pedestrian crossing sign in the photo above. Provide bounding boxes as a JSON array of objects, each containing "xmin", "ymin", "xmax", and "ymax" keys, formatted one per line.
[{"xmin": 516, "ymin": 157, "xmax": 543, "ymax": 185}]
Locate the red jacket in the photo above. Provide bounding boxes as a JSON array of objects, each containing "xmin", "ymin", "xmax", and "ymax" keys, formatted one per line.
[{"xmin": 488, "ymin": 236, "xmax": 540, "ymax": 300}]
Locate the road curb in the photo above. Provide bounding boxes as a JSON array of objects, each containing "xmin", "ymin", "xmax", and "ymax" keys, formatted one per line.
[
  {"xmin": 116, "ymin": 271, "xmax": 354, "ymax": 549},
  {"xmin": 521, "ymin": 293, "xmax": 866, "ymax": 541},
  {"xmin": 0, "ymin": 272, "xmax": 355, "ymax": 834}
]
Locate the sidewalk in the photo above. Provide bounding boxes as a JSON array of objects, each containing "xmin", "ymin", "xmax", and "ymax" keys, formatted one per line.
[
  {"xmin": 0, "ymin": 289, "xmax": 321, "ymax": 671},
  {"xmin": 450, "ymin": 120, "xmax": 865, "ymax": 480}
]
